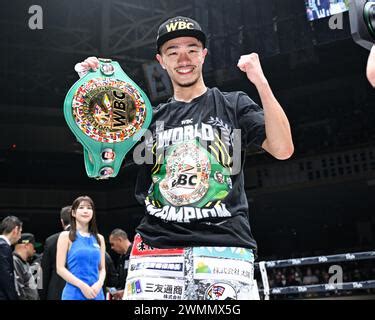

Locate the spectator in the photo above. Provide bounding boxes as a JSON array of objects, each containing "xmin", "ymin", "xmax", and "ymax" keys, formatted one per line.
[
  {"xmin": 302, "ymin": 267, "xmax": 319, "ymax": 285},
  {"xmin": 13, "ymin": 233, "xmax": 40, "ymax": 300},
  {"xmin": 0, "ymin": 216, "xmax": 23, "ymax": 300},
  {"xmin": 108, "ymin": 229, "xmax": 133, "ymax": 300},
  {"xmin": 40, "ymin": 205, "xmax": 71, "ymax": 300}
]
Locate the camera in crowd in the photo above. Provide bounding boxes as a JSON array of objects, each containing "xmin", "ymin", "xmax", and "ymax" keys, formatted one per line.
[{"xmin": 350, "ymin": 0, "xmax": 375, "ymax": 50}]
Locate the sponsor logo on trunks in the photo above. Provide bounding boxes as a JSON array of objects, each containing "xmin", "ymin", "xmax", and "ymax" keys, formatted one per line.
[
  {"xmin": 130, "ymin": 262, "xmax": 183, "ymax": 272},
  {"xmin": 145, "ymin": 282, "xmax": 184, "ymax": 297},
  {"xmin": 193, "ymin": 247, "xmax": 254, "ymax": 261},
  {"xmin": 126, "ymin": 279, "xmax": 142, "ymax": 296},
  {"xmin": 127, "ymin": 256, "xmax": 184, "ymax": 278},
  {"xmin": 194, "ymin": 258, "xmax": 253, "ymax": 284},
  {"xmin": 126, "ymin": 278, "xmax": 184, "ymax": 300},
  {"xmin": 195, "ymin": 261, "xmax": 212, "ymax": 274},
  {"xmin": 130, "ymin": 234, "xmax": 184, "ymax": 257},
  {"xmin": 205, "ymin": 282, "xmax": 237, "ymax": 300}
]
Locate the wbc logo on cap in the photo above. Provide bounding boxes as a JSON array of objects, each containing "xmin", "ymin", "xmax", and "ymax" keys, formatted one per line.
[
  {"xmin": 166, "ymin": 20, "xmax": 194, "ymax": 33},
  {"xmin": 157, "ymin": 16, "xmax": 206, "ymax": 51}
]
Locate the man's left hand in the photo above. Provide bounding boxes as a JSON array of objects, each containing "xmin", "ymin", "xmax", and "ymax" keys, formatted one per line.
[{"xmin": 237, "ymin": 53, "xmax": 268, "ymax": 86}]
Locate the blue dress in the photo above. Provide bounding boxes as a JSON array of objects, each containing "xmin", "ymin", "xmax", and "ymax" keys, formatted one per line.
[{"xmin": 61, "ymin": 232, "xmax": 104, "ymax": 300}]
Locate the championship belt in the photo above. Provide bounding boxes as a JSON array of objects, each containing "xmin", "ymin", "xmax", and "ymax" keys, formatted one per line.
[{"xmin": 63, "ymin": 58, "xmax": 152, "ymax": 179}]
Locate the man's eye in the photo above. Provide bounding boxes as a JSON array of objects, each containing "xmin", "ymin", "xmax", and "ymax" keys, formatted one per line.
[{"xmin": 168, "ymin": 52, "xmax": 177, "ymax": 56}]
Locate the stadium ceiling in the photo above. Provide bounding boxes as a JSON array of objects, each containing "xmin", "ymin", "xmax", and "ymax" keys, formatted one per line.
[{"xmin": 0, "ymin": 0, "xmax": 353, "ymax": 109}]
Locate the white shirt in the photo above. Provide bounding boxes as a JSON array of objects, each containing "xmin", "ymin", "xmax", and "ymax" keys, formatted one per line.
[{"xmin": 0, "ymin": 235, "xmax": 11, "ymax": 246}]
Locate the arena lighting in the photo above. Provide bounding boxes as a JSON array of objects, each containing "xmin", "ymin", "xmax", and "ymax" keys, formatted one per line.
[{"xmin": 349, "ymin": 0, "xmax": 375, "ymax": 50}]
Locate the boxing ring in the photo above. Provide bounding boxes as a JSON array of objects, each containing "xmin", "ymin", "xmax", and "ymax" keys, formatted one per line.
[{"xmin": 255, "ymin": 251, "xmax": 375, "ymax": 300}]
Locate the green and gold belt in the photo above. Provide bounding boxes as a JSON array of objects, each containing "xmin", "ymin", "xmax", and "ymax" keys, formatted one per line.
[{"xmin": 63, "ymin": 58, "xmax": 152, "ymax": 179}]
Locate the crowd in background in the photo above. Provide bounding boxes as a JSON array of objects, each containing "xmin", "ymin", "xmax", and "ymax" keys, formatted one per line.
[{"xmin": 255, "ymin": 254, "xmax": 375, "ymax": 299}]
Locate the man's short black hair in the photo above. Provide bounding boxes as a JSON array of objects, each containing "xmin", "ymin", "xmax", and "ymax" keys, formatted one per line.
[
  {"xmin": 0, "ymin": 216, "xmax": 22, "ymax": 235},
  {"xmin": 60, "ymin": 206, "xmax": 71, "ymax": 226},
  {"xmin": 110, "ymin": 228, "xmax": 128, "ymax": 240}
]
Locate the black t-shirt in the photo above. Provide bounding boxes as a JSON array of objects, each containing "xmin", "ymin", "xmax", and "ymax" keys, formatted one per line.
[{"xmin": 135, "ymin": 87, "xmax": 266, "ymax": 251}]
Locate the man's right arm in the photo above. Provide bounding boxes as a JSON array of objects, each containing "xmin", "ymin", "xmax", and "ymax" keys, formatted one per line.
[{"xmin": 367, "ymin": 45, "xmax": 375, "ymax": 87}]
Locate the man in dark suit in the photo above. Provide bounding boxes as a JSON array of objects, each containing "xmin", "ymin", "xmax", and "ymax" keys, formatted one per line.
[
  {"xmin": 39, "ymin": 206, "xmax": 71, "ymax": 300},
  {"xmin": 108, "ymin": 229, "xmax": 133, "ymax": 300},
  {"xmin": 0, "ymin": 216, "xmax": 23, "ymax": 300}
]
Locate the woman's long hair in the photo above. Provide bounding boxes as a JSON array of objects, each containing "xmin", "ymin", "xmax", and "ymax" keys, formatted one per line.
[{"xmin": 69, "ymin": 195, "xmax": 100, "ymax": 244}]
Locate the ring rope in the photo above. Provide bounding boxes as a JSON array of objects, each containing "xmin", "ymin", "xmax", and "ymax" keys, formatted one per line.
[
  {"xmin": 255, "ymin": 251, "xmax": 375, "ymax": 269},
  {"xmin": 255, "ymin": 251, "xmax": 375, "ymax": 299},
  {"xmin": 261, "ymin": 280, "xmax": 375, "ymax": 296}
]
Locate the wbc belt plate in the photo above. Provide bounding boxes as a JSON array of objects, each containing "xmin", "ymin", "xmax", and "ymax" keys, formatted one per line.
[{"xmin": 63, "ymin": 58, "xmax": 152, "ymax": 179}]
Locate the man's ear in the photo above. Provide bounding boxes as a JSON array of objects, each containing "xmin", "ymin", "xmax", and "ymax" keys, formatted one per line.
[
  {"xmin": 202, "ymin": 48, "xmax": 208, "ymax": 61},
  {"xmin": 11, "ymin": 226, "xmax": 19, "ymax": 237},
  {"xmin": 156, "ymin": 54, "xmax": 166, "ymax": 69}
]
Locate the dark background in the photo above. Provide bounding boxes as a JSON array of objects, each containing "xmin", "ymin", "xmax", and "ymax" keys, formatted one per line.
[{"xmin": 0, "ymin": 0, "xmax": 374, "ymax": 261}]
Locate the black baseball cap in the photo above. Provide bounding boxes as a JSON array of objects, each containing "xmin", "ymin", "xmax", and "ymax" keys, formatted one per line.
[
  {"xmin": 157, "ymin": 16, "xmax": 206, "ymax": 52},
  {"xmin": 17, "ymin": 233, "xmax": 41, "ymax": 248}
]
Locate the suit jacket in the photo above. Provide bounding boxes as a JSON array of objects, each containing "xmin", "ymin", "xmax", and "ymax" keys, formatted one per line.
[
  {"xmin": 117, "ymin": 244, "xmax": 132, "ymax": 289},
  {"xmin": 40, "ymin": 231, "xmax": 66, "ymax": 300},
  {"xmin": 0, "ymin": 238, "xmax": 18, "ymax": 300},
  {"xmin": 104, "ymin": 252, "xmax": 119, "ymax": 289}
]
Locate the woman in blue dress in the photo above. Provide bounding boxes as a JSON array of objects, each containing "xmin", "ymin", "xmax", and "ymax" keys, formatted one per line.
[{"xmin": 57, "ymin": 195, "xmax": 106, "ymax": 300}]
